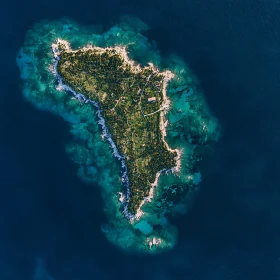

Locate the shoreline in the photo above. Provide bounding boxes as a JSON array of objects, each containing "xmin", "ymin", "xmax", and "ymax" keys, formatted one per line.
[{"xmin": 51, "ymin": 39, "xmax": 182, "ymax": 221}]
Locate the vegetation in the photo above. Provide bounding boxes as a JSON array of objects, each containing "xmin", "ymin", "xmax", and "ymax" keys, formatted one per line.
[{"xmin": 57, "ymin": 45, "xmax": 176, "ymax": 214}]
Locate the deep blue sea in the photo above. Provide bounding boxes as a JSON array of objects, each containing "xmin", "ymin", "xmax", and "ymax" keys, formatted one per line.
[{"xmin": 1, "ymin": 0, "xmax": 280, "ymax": 279}]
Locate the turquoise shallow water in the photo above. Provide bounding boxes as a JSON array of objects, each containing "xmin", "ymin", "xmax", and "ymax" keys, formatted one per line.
[{"xmin": 17, "ymin": 18, "xmax": 219, "ymax": 253}]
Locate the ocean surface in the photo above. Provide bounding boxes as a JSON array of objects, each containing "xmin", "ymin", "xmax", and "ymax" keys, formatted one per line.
[{"xmin": 1, "ymin": 0, "xmax": 280, "ymax": 279}]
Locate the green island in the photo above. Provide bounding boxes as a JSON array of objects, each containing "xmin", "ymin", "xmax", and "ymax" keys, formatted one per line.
[
  {"xmin": 17, "ymin": 18, "xmax": 220, "ymax": 253},
  {"xmin": 55, "ymin": 40, "xmax": 179, "ymax": 217}
]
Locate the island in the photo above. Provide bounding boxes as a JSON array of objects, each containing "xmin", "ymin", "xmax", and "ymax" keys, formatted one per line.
[
  {"xmin": 17, "ymin": 18, "xmax": 219, "ymax": 253},
  {"xmin": 53, "ymin": 39, "xmax": 181, "ymax": 219}
]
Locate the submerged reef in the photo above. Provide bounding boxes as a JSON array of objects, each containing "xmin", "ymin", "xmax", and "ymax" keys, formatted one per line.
[{"xmin": 17, "ymin": 17, "xmax": 220, "ymax": 253}]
